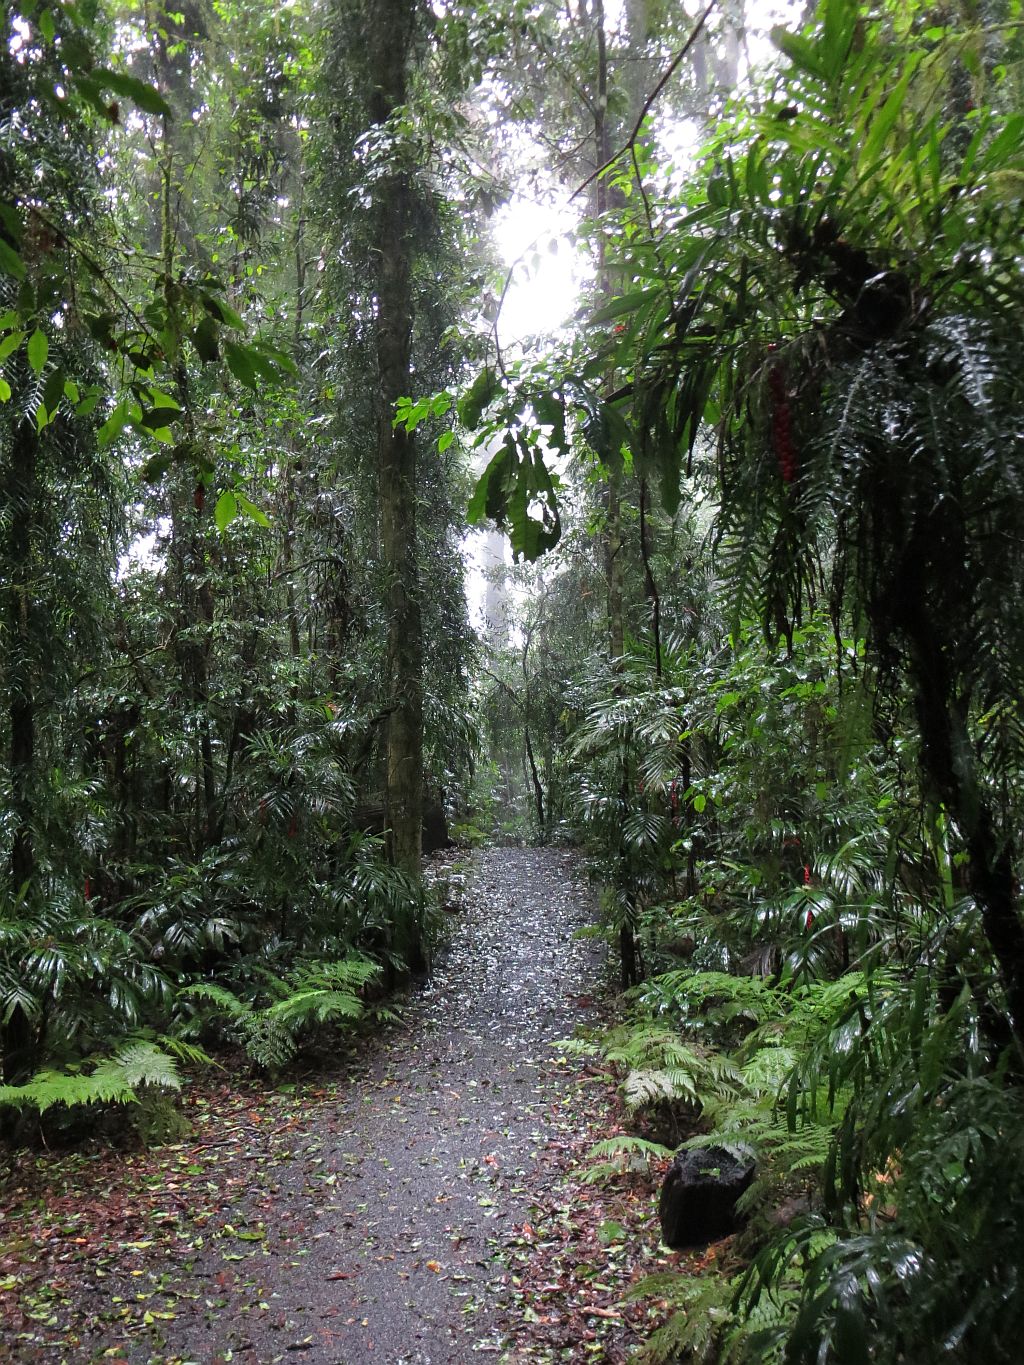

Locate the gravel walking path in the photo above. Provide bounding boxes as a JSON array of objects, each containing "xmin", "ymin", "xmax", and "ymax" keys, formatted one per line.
[{"xmin": 2, "ymin": 847, "xmax": 612, "ymax": 1364}]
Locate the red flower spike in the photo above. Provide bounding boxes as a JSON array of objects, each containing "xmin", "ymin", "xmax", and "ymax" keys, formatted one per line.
[{"xmin": 768, "ymin": 362, "xmax": 797, "ymax": 483}]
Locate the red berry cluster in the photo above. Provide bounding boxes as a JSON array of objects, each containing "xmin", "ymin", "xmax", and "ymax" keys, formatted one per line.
[{"xmin": 768, "ymin": 364, "xmax": 796, "ymax": 484}]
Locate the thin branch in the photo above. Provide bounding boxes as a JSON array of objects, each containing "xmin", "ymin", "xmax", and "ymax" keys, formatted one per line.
[{"xmin": 571, "ymin": 1, "xmax": 717, "ymax": 203}]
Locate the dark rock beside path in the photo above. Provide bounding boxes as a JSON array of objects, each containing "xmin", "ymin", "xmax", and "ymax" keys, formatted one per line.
[{"xmin": 659, "ymin": 1143, "xmax": 756, "ymax": 1247}]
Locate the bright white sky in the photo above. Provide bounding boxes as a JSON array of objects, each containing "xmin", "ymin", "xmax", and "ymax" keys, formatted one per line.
[
  {"xmin": 487, "ymin": 0, "xmax": 799, "ymax": 347},
  {"xmin": 490, "ymin": 197, "xmax": 583, "ymax": 348},
  {"xmin": 465, "ymin": 0, "xmax": 802, "ymax": 628}
]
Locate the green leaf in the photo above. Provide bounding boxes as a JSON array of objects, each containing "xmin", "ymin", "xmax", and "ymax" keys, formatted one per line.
[
  {"xmin": 458, "ymin": 366, "xmax": 501, "ymax": 430},
  {"xmin": 192, "ymin": 315, "xmax": 220, "ymax": 362},
  {"xmin": 236, "ymin": 493, "xmax": 271, "ymax": 528},
  {"xmin": 94, "ymin": 68, "xmax": 173, "ymax": 118},
  {"xmin": 97, "ymin": 402, "xmax": 129, "ymax": 448},
  {"xmin": 215, "ymin": 490, "xmax": 238, "ymax": 532},
  {"xmin": 861, "ymin": 68, "xmax": 916, "ymax": 168},
  {"xmin": 138, "ymin": 406, "xmax": 183, "ymax": 431},
  {"xmin": 580, "ymin": 397, "xmax": 631, "ymax": 474},
  {"xmin": 41, "ymin": 367, "xmax": 64, "ymax": 416},
  {"xmin": 253, "ymin": 340, "xmax": 297, "ymax": 376},
  {"xmin": 224, "ymin": 341, "xmax": 259, "ymax": 389},
  {"xmin": 770, "ymin": 28, "xmax": 829, "ymax": 80},
  {"xmin": 203, "ymin": 294, "xmax": 245, "ymax": 329},
  {"xmin": 27, "ymin": 328, "xmax": 48, "ymax": 375},
  {"xmin": 0, "ymin": 331, "xmax": 23, "ymax": 361},
  {"xmin": 467, "ymin": 437, "xmax": 515, "ymax": 526},
  {"xmin": 0, "ymin": 239, "xmax": 26, "ymax": 281},
  {"xmin": 0, "ymin": 379, "xmax": 10, "ymax": 402},
  {"xmin": 437, "ymin": 430, "xmax": 454, "ymax": 454},
  {"xmin": 533, "ymin": 392, "xmax": 568, "ymax": 453},
  {"xmin": 590, "ymin": 289, "xmax": 657, "ymax": 325}
]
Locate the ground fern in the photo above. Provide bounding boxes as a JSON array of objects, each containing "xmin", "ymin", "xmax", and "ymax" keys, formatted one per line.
[{"xmin": 0, "ymin": 1039, "xmax": 181, "ymax": 1114}]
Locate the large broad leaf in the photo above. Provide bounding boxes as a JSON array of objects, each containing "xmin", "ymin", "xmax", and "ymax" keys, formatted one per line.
[
  {"xmin": 225, "ymin": 341, "xmax": 261, "ymax": 389},
  {"xmin": 467, "ymin": 437, "xmax": 516, "ymax": 525},
  {"xmin": 0, "ymin": 331, "xmax": 24, "ymax": 361},
  {"xmin": 215, "ymin": 490, "xmax": 238, "ymax": 532},
  {"xmin": 93, "ymin": 69, "xmax": 173, "ymax": 118},
  {"xmin": 532, "ymin": 392, "xmax": 568, "ymax": 454},
  {"xmin": 192, "ymin": 315, "xmax": 220, "ymax": 362},
  {"xmin": 202, "ymin": 293, "xmax": 245, "ymax": 330},
  {"xmin": 458, "ymin": 366, "xmax": 501, "ymax": 429},
  {"xmin": 579, "ymin": 393, "xmax": 632, "ymax": 475},
  {"xmin": 0, "ymin": 238, "xmax": 25, "ymax": 281},
  {"xmin": 42, "ymin": 367, "xmax": 65, "ymax": 415},
  {"xmin": 27, "ymin": 328, "xmax": 48, "ymax": 375},
  {"xmin": 467, "ymin": 435, "xmax": 561, "ymax": 561}
]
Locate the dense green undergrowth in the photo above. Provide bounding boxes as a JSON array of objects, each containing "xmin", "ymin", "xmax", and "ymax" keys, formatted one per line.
[{"xmin": 564, "ymin": 612, "xmax": 1024, "ymax": 1363}]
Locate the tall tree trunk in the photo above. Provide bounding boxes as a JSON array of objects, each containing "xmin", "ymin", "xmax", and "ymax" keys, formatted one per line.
[
  {"xmin": 160, "ymin": 135, "xmax": 215, "ymax": 855},
  {"xmin": 3, "ymin": 415, "xmax": 38, "ymax": 1083},
  {"xmin": 591, "ymin": 0, "xmax": 626, "ymax": 662},
  {"xmin": 590, "ymin": 0, "xmax": 639, "ymax": 984},
  {"xmin": 369, "ymin": 0, "xmax": 425, "ymax": 911}
]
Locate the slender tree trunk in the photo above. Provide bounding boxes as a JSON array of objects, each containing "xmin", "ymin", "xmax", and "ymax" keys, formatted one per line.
[
  {"xmin": 591, "ymin": 0, "xmax": 638, "ymax": 984},
  {"xmin": 279, "ymin": 168, "xmax": 306, "ymax": 718},
  {"xmin": 9, "ymin": 421, "xmax": 35, "ymax": 894},
  {"xmin": 3, "ymin": 416, "xmax": 38, "ymax": 1083},
  {"xmin": 368, "ymin": 0, "xmax": 425, "ymax": 920},
  {"xmin": 591, "ymin": 0, "xmax": 626, "ymax": 661},
  {"xmin": 524, "ymin": 725, "xmax": 545, "ymax": 834}
]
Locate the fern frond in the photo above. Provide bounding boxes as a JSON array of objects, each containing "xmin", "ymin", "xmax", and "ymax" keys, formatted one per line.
[
  {"xmin": 583, "ymin": 1133, "xmax": 673, "ymax": 1183},
  {"xmin": 179, "ymin": 981, "xmax": 248, "ymax": 1016},
  {"xmin": 157, "ymin": 1034, "xmax": 215, "ymax": 1067},
  {"xmin": 588, "ymin": 1134, "xmax": 675, "ymax": 1160},
  {"xmin": 624, "ymin": 1066, "xmax": 699, "ymax": 1110},
  {"xmin": 0, "ymin": 1040, "xmax": 181, "ymax": 1113},
  {"xmin": 742, "ymin": 1045, "xmax": 798, "ymax": 1094},
  {"xmin": 265, "ymin": 987, "xmax": 364, "ymax": 1026}
]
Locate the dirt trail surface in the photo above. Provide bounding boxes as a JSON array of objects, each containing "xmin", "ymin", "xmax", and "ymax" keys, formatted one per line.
[{"xmin": 1, "ymin": 847, "xmax": 661, "ymax": 1365}]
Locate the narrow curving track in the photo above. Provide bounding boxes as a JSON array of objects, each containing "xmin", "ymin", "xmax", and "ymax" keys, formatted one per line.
[{"xmin": 2, "ymin": 847, "xmax": 612, "ymax": 1364}]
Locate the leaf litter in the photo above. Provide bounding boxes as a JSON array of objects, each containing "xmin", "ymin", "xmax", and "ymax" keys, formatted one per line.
[{"xmin": 0, "ymin": 849, "xmax": 696, "ymax": 1363}]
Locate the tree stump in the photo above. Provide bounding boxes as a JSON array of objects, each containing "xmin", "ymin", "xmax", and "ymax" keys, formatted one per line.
[{"xmin": 659, "ymin": 1144, "xmax": 756, "ymax": 1248}]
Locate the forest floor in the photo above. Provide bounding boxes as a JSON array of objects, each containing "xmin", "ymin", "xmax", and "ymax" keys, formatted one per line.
[{"xmin": 0, "ymin": 848, "xmax": 703, "ymax": 1364}]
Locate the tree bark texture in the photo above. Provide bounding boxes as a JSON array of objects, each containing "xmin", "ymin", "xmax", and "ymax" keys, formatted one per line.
[
  {"xmin": 369, "ymin": 0, "xmax": 424, "ymax": 883},
  {"xmin": 3, "ymin": 415, "xmax": 38, "ymax": 1083}
]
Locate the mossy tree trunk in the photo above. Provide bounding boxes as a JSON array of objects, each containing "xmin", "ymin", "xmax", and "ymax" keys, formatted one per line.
[
  {"xmin": 368, "ymin": 0, "xmax": 425, "ymax": 938},
  {"xmin": 3, "ymin": 414, "xmax": 38, "ymax": 1084}
]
